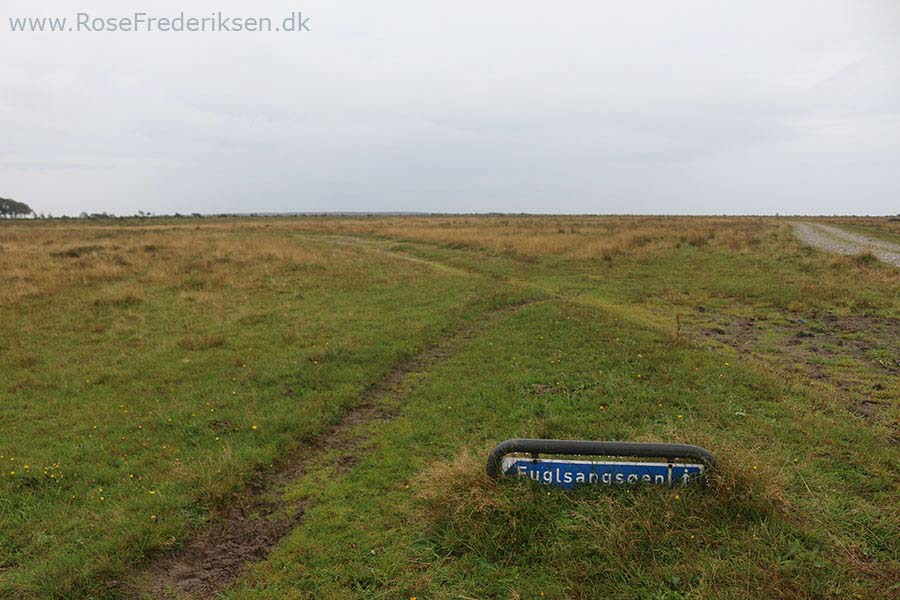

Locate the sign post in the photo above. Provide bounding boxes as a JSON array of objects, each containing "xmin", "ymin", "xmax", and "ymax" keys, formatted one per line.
[{"xmin": 486, "ymin": 439, "xmax": 715, "ymax": 488}]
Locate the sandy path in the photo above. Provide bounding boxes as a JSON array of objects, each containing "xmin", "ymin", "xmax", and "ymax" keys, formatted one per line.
[{"xmin": 792, "ymin": 222, "xmax": 900, "ymax": 267}]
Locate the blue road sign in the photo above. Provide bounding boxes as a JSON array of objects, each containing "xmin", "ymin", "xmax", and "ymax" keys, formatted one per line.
[{"xmin": 501, "ymin": 456, "xmax": 704, "ymax": 488}]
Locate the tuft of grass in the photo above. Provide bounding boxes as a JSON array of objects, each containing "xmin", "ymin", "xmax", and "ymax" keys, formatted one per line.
[
  {"xmin": 93, "ymin": 292, "xmax": 142, "ymax": 308},
  {"xmin": 50, "ymin": 245, "xmax": 104, "ymax": 258},
  {"xmin": 177, "ymin": 334, "xmax": 227, "ymax": 351},
  {"xmin": 854, "ymin": 250, "xmax": 879, "ymax": 267}
]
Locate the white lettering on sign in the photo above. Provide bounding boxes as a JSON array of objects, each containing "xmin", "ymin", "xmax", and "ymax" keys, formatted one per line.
[{"xmin": 503, "ymin": 457, "xmax": 703, "ymax": 488}]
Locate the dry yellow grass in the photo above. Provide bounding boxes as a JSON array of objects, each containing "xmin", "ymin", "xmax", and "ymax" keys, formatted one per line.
[
  {"xmin": 0, "ymin": 222, "xmax": 336, "ymax": 305},
  {"xmin": 8, "ymin": 215, "xmax": 897, "ymax": 309},
  {"xmin": 277, "ymin": 215, "xmax": 776, "ymax": 260}
]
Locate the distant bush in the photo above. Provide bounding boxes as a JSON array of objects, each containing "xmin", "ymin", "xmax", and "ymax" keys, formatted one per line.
[{"xmin": 0, "ymin": 197, "xmax": 33, "ymax": 218}]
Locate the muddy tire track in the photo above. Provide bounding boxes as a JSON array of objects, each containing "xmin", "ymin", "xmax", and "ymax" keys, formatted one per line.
[{"xmin": 124, "ymin": 298, "xmax": 542, "ymax": 599}]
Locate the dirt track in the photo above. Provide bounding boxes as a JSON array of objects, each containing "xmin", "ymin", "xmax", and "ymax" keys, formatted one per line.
[
  {"xmin": 792, "ymin": 222, "xmax": 900, "ymax": 267},
  {"xmin": 125, "ymin": 295, "xmax": 543, "ymax": 599}
]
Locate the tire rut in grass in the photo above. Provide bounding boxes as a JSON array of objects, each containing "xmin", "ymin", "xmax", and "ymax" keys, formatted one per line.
[{"xmin": 125, "ymin": 297, "xmax": 541, "ymax": 599}]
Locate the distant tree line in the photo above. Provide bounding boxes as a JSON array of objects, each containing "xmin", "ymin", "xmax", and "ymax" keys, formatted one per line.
[{"xmin": 0, "ymin": 197, "xmax": 33, "ymax": 218}]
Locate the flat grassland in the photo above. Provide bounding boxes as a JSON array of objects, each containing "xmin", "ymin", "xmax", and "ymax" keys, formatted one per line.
[{"xmin": 1, "ymin": 216, "xmax": 897, "ymax": 599}]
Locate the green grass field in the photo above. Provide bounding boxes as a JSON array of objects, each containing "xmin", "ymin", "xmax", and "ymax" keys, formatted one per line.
[{"xmin": 1, "ymin": 216, "xmax": 897, "ymax": 599}]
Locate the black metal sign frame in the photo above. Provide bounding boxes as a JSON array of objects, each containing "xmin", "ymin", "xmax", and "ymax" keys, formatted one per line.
[{"xmin": 486, "ymin": 438, "xmax": 716, "ymax": 480}]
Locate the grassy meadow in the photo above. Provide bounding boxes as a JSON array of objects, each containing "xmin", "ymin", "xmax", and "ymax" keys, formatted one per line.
[{"xmin": 1, "ymin": 216, "xmax": 897, "ymax": 599}]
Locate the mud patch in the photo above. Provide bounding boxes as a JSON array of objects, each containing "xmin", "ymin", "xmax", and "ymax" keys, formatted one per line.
[
  {"xmin": 149, "ymin": 500, "xmax": 303, "ymax": 598},
  {"xmin": 695, "ymin": 311, "xmax": 899, "ymax": 420}
]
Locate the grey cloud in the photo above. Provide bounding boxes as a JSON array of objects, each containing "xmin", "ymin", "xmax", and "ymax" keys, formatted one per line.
[{"xmin": 1, "ymin": 0, "xmax": 899, "ymax": 215}]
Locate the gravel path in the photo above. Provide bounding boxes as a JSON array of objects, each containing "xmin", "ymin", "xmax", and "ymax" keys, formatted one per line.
[{"xmin": 792, "ymin": 222, "xmax": 900, "ymax": 267}]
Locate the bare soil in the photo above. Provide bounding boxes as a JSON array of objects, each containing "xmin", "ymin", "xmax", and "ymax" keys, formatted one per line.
[{"xmin": 695, "ymin": 310, "xmax": 899, "ymax": 421}]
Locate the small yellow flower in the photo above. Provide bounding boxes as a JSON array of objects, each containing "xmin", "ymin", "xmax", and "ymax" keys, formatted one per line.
[
  {"xmin": 675, "ymin": 494, "xmax": 680, "ymax": 500},
  {"xmin": 149, "ymin": 490, "xmax": 156, "ymax": 495},
  {"xmin": 251, "ymin": 424, "xmax": 258, "ymax": 430}
]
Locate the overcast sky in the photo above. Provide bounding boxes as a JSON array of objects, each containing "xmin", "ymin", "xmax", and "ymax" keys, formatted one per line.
[{"xmin": 2, "ymin": 1, "xmax": 899, "ymax": 216}]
